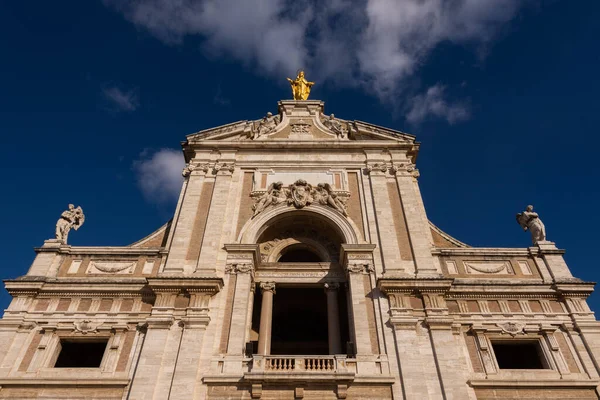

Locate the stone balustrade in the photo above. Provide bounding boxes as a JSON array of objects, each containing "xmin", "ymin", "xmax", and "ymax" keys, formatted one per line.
[{"xmin": 254, "ymin": 355, "xmax": 347, "ymax": 373}]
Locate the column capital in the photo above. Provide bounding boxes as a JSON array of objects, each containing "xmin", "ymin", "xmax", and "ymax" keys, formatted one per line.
[{"xmin": 259, "ymin": 281, "xmax": 276, "ymax": 294}]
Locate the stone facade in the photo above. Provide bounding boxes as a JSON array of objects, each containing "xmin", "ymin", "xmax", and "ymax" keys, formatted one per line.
[{"xmin": 1, "ymin": 99, "xmax": 599, "ymax": 399}]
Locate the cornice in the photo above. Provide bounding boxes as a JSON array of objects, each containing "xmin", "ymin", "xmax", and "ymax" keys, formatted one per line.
[
  {"xmin": 186, "ymin": 140, "xmax": 417, "ymax": 150},
  {"xmin": 378, "ymin": 278, "xmax": 454, "ymax": 294},
  {"xmin": 35, "ymin": 245, "xmax": 166, "ymax": 256},
  {"xmin": 0, "ymin": 378, "xmax": 130, "ymax": 387},
  {"xmin": 147, "ymin": 276, "xmax": 223, "ymax": 294},
  {"xmin": 4, "ymin": 277, "xmax": 148, "ymax": 296},
  {"xmin": 553, "ymin": 281, "xmax": 596, "ymax": 297},
  {"xmin": 432, "ymin": 247, "xmax": 532, "ymax": 256}
]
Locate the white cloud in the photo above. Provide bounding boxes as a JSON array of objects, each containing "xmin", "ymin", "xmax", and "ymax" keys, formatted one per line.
[
  {"xmin": 103, "ymin": 86, "xmax": 140, "ymax": 112},
  {"xmin": 133, "ymin": 149, "xmax": 185, "ymax": 204},
  {"xmin": 406, "ymin": 84, "xmax": 470, "ymax": 125},
  {"xmin": 105, "ymin": 0, "xmax": 529, "ymax": 123}
]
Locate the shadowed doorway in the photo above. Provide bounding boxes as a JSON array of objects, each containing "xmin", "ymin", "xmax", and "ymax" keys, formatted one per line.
[{"xmin": 251, "ymin": 286, "xmax": 350, "ymax": 355}]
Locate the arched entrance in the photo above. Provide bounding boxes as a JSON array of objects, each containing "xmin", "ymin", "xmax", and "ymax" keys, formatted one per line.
[{"xmin": 247, "ymin": 209, "xmax": 352, "ymax": 356}]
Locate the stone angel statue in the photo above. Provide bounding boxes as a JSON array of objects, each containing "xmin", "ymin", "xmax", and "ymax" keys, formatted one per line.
[
  {"xmin": 516, "ymin": 205, "xmax": 546, "ymax": 245},
  {"xmin": 313, "ymin": 183, "xmax": 348, "ymax": 216},
  {"xmin": 322, "ymin": 114, "xmax": 346, "ymax": 139},
  {"xmin": 55, "ymin": 204, "xmax": 85, "ymax": 243},
  {"xmin": 251, "ymin": 112, "xmax": 280, "ymax": 139},
  {"xmin": 252, "ymin": 182, "xmax": 286, "ymax": 218}
]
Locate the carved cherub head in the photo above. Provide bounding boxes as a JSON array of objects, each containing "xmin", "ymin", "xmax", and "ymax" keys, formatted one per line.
[{"xmin": 526, "ymin": 205, "xmax": 534, "ymax": 212}]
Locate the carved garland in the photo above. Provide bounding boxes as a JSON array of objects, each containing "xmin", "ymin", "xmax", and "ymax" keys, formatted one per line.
[{"xmin": 89, "ymin": 262, "xmax": 135, "ymax": 273}]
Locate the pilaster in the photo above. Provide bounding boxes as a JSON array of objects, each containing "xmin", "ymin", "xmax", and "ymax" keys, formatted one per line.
[
  {"xmin": 196, "ymin": 151, "xmax": 238, "ymax": 274},
  {"xmin": 389, "ymin": 151, "xmax": 439, "ymax": 276},
  {"xmin": 164, "ymin": 149, "xmax": 212, "ymax": 273},
  {"xmin": 341, "ymin": 244, "xmax": 378, "ymax": 359},
  {"xmin": 363, "ymin": 154, "xmax": 407, "ymax": 275}
]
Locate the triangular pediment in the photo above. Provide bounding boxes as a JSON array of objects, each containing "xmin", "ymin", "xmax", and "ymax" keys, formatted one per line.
[{"xmin": 185, "ymin": 100, "xmax": 416, "ymax": 144}]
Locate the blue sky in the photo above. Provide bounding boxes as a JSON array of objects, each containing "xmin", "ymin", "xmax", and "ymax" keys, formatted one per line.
[{"xmin": 1, "ymin": 1, "xmax": 599, "ymax": 311}]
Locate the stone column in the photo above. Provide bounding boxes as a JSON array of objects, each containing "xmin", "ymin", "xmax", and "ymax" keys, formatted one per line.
[
  {"xmin": 324, "ymin": 283, "xmax": 342, "ymax": 355},
  {"xmin": 257, "ymin": 282, "xmax": 276, "ymax": 356}
]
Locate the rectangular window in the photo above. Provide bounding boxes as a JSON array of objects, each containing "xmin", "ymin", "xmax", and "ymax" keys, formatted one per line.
[
  {"xmin": 491, "ymin": 340, "xmax": 548, "ymax": 369},
  {"xmin": 54, "ymin": 339, "xmax": 108, "ymax": 368}
]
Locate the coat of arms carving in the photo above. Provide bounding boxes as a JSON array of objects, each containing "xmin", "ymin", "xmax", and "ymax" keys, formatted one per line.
[{"xmin": 288, "ymin": 179, "xmax": 313, "ymax": 209}]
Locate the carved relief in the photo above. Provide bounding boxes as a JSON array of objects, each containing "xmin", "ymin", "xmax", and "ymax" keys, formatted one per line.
[
  {"xmin": 251, "ymin": 112, "xmax": 280, "ymax": 139},
  {"xmin": 347, "ymin": 264, "xmax": 366, "ymax": 274},
  {"xmin": 496, "ymin": 321, "xmax": 525, "ymax": 336},
  {"xmin": 321, "ymin": 113, "xmax": 348, "ymax": 139},
  {"xmin": 87, "ymin": 261, "xmax": 135, "ymax": 274},
  {"xmin": 251, "ymin": 179, "xmax": 349, "ymax": 218},
  {"xmin": 464, "ymin": 261, "xmax": 513, "ymax": 275},
  {"xmin": 313, "ymin": 183, "xmax": 347, "ymax": 216},
  {"xmin": 252, "ymin": 182, "xmax": 287, "ymax": 218},
  {"xmin": 290, "ymin": 119, "xmax": 311, "ymax": 135},
  {"xmin": 288, "ymin": 179, "xmax": 314, "ymax": 208},
  {"xmin": 73, "ymin": 320, "xmax": 98, "ymax": 334},
  {"xmin": 225, "ymin": 262, "xmax": 254, "ymax": 274}
]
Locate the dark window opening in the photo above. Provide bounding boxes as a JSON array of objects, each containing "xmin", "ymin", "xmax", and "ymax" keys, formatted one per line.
[
  {"xmin": 492, "ymin": 341, "xmax": 547, "ymax": 369},
  {"xmin": 250, "ymin": 286, "xmax": 349, "ymax": 355},
  {"xmin": 54, "ymin": 340, "xmax": 108, "ymax": 368},
  {"xmin": 278, "ymin": 248, "xmax": 322, "ymax": 262}
]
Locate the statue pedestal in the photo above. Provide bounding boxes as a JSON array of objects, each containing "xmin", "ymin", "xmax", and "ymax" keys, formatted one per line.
[
  {"xmin": 536, "ymin": 240, "xmax": 557, "ymax": 251},
  {"xmin": 42, "ymin": 239, "xmax": 64, "ymax": 248},
  {"xmin": 533, "ymin": 241, "xmax": 573, "ymax": 280}
]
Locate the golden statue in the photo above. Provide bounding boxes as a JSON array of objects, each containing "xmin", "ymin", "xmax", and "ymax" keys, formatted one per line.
[{"xmin": 287, "ymin": 70, "xmax": 314, "ymax": 100}]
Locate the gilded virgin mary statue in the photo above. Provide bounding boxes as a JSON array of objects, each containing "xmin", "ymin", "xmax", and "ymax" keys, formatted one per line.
[{"xmin": 287, "ymin": 70, "xmax": 314, "ymax": 100}]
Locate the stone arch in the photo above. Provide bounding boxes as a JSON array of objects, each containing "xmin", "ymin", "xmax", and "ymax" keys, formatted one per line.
[
  {"xmin": 238, "ymin": 203, "xmax": 362, "ymax": 246},
  {"xmin": 265, "ymin": 237, "xmax": 332, "ymax": 263}
]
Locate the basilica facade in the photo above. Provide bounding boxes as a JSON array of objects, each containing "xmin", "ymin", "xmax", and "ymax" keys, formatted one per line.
[{"xmin": 1, "ymin": 99, "xmax": 600, "ymax": 399}]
